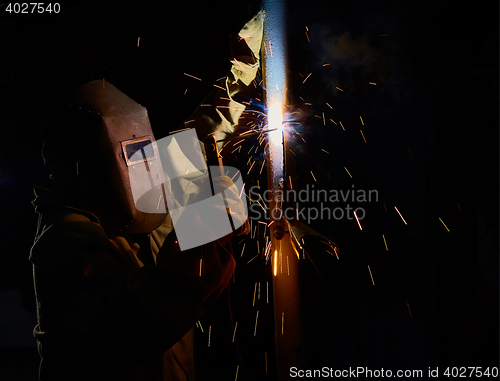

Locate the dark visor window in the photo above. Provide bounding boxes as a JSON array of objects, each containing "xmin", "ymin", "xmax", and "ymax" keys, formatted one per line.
[{"xmin": 122, "ymin": 136, "xmax": 157, "ymax": 166}]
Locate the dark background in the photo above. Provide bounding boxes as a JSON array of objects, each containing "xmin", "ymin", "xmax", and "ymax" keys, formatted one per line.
[{"xmin": 0, "ymin": 0, "xmax": 498, "ymax": 380}]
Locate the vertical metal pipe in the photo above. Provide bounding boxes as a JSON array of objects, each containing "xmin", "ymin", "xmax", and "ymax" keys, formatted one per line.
[{"xmin": 262, "ymin": 1, "xmax": 305, "ymax": 378}]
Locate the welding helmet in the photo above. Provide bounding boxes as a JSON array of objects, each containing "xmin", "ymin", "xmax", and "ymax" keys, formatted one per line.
[{"xmin": 42, "ymin": 80, "xmax": 167, "ymax": 234}]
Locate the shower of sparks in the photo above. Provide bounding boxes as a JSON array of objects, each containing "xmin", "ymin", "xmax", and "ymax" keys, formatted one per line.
[
  {"xmin": 438, "ymin": 217, "xmax": 450, "ymax": 232},
  {"xmin": 254, "ymin": 310, "xmax": 259, "ymax": 336},
  {"xmin": 354, "ymin": 210, "xmax": 363, "ymax": 230},
  {"xmin": 232, "ymin": 322, "xmax": 238, "ymax": 342},
  {"xmin": 208, "ymin": 325, "xmax": 211, "ymax": 347},
  {"xmin": 360, "ymin": 130, "xmax": 367, "ymax": 143},
  {"xmin": 407, "ymin": 303, "xmax": 413, "ymax": 318},
  {"xmin": 368, "ymin": 265, "xmax": 375, "ymax": 286},
  {"xmin": 183, "ymin": 73, "xmax": 202, "ymax": 81},
  {"xmin": 394, "ymin": 206, "xmax": 407, "ymax": 225},
  {"xmin": 382, "ymin": 234, "xmax": 388, "ymax": 251}
]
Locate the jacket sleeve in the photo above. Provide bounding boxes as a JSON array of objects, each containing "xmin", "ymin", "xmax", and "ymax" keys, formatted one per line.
[{"xmin": 30, "ymin": 210, "xmax": 235, "ymax": 368}]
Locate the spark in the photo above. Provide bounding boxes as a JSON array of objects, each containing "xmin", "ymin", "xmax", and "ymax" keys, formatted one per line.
[
  {"xmin": 240, "ymin": 243, "xmax": 246, "ymax": 257},
  {"xmin": 407, "ymin": 303, "xmax": 412, "ymax": 318},
  {"xmin": 137, "ymin": 37, "xmax": 140, "ymax": 47},
  {"xmin": 289, "ymin": 149, "xmax": 296, "ymax": 156},
  {"xmin": 394, "ymin": 206, "xmax": 407, "ymax": 225},
  {"xmin": 323, "ymin": 63, "xmax": 331, "ymax": 67},
  {"xmin": 246, "ymin": 253, "xmax": 260, "ymax": 264},
  {"xmin": 383, "ymin": 202, "xmax": 387, "ymax": 212},
  {"xmin": 273, "ymin": 250, "xmax": 278, "ymax": 276},
  {"xmin": 344, "ymin": 167, "xmax": 353, "ymax": 178},
  {"xmin": 438, "ymin": 217, "xmax": 450, "ymax": 232},
  {"xmin": 310, "ymin": 171, "xmax": 317, "ymax": 182},
  {"xmin": 208, "ymin": 325, "xmax": 211, "ymax": 347},
  {"xmin": 368, "ymin": 265, "xmax": 375, "ymax": 285},
  {"xmin": 231, "ymin": 145, "xmax": 243, "ymax": 154},
  {"xmin": 339, "ymin": 121, "xmax": 345, "ymax": 130},
  {"xmin": 369, "ymin": 82, "xmax": 377, "ymax": 85},
  {"xmin": 336, "ymin": 86, "xmax": 344, "ymax": 92},
  {"xmin": 321, "ymin": 149, "xmax": 330, "ymax": 154},
  {"xmin": 258, "ymin": 282, "xmax": 261, "ymax": 299},
  {"xmin": 76, "ymin": 162, "xmax": 79, "ymax": 176},
  {"xmin": 266, "ymin": 282, "xmax": 269, "ymax": 304},
  {"xmin": 330, "ymin": 119, "xmax": 337, "ymax": 125},
  {"xmin": 197, "ymin": 320, "xmax": 204, "ymax": 332},
  {"xmin": 183, "ymin": 73, "xmax": 202, "ymax": 81},
  {"xmin": 381, "ymin": 34, "xmax": 389, "ymax": 37},
  {"xmin": 303, "ymin": 72, "xmax": 312, "ymax": 84},
  {"xmin": 322, "ymin": 112, "xmax": 326, "ymax": 125},
  {"xmin": 354, "ymin": 210, "xmax": 363, "ymax": 230},
  {"xmin": 407, "ymin": 147, "xmax": 414, "ymax": 161},
  {"xmin": 170, "ymin": 126, "xmax": 190, "ymax": 134},
  {"xmin": 382, "ymin": 234, "xmax": 388, "ymax": 251},
  {"xmin": 199, "ymin": 258, "xmax": 203, "ymax": 276},
  {"xmin": 260, "ymin": 159, "xmax": 266, "ymax": 174},
  {"xmin": 457, "ymin": 203, "xmax": 463, "ymax": 213},
  {"xmin": 254, "ymin": 310, "xmax": 259, "ymax": 336},
  {"xmin": 247, "ymin": 161, "xmax": 256, "ymax": 175},
  {"xmin": 281, "ymin": 312, "xmax": 284, "ymax": 334},
  {"xmin": 360, "ymin": 116, "xmax": 364, "ymax": 125},
  {"xmin": 253, "ymin": 283, "xmax": 257, "ymax": 306},
  {"xmin": 233, "ymin": 139, "xmax": 245, "ymax": 147},
  {"xmin": 360, "ymin": 130, "xmax": 367, "ymax": 143},
  {"xmin": 265, "ymin": 352, "xmax": 268, "ymax": 373},
  {"xmin": 235, "ymin": 365, "xmax": 239, "ymax": 381},
  {"xmin": 287, "ymin": 255, "xmax": 290, "ymax": 276},
  {"xmin": 232, "ymin": 321, "xmax": 238, "ymax": 342},
  {"xmin": 213, "ymin": 84, "xmax": 225, "ymax": 90},
  {"xmin": 184, "ymin": 89, "xmax": 188, "ymax": 96},
  {"xmin": 326, "ymin": 103, "xmax": 333, "ymax": 109}
]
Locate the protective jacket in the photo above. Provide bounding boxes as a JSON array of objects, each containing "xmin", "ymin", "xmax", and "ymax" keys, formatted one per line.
[{"xmin": 30, "ymin": 187, "xmax": 235, "ymax": 381}]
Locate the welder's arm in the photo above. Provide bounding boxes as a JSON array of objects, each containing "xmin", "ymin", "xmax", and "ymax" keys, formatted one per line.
[{"xmin": 176, "ymin": 11, "xmax": 264, "ymax": 159}]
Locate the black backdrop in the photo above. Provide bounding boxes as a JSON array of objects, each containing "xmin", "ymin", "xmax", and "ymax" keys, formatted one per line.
[{"xmin": 0, "ymin": 1, "xmax": 498, "ymax": 380}]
